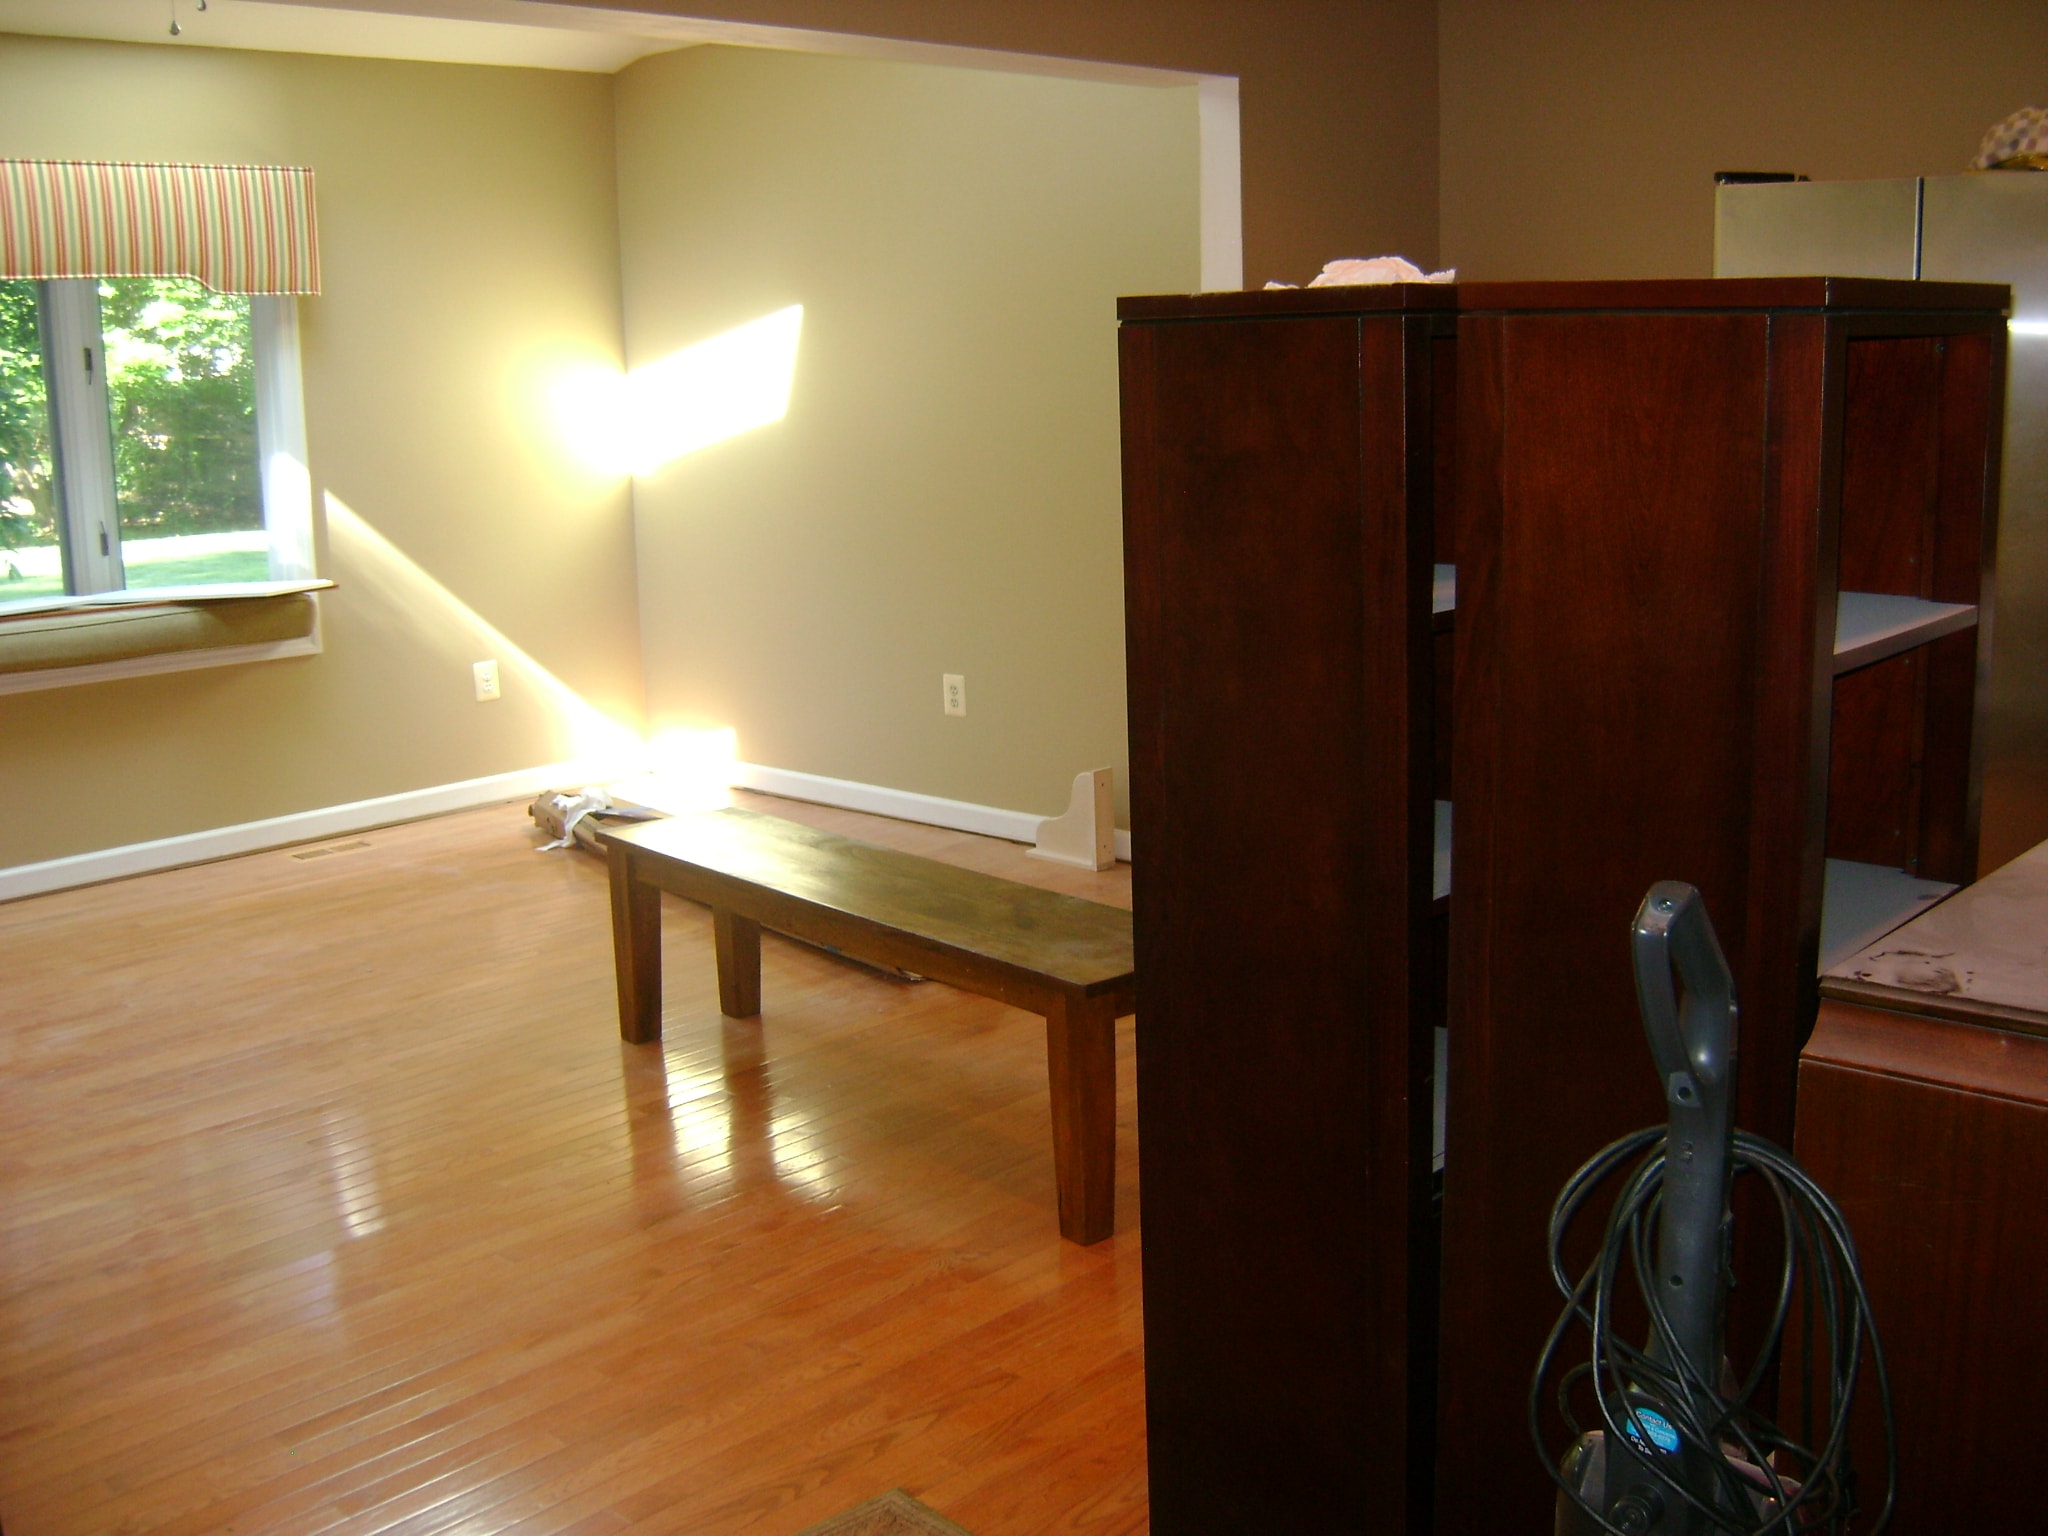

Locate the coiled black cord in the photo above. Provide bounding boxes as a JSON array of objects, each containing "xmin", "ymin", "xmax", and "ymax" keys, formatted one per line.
[{"xmin": 1530, "ymin": 1125, "xmax": 1895, "ymax": 1534}]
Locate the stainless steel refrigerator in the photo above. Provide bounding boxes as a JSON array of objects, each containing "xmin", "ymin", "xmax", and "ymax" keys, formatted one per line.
[{"xmin": 1718, "ymin": 174, "xmax": 2048, "ymax": 871}]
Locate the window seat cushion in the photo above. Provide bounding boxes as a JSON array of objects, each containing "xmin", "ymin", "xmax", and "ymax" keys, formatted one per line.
[{"xmin": 0, "ymin": 590, "xmax": 320, "ymax": 676}]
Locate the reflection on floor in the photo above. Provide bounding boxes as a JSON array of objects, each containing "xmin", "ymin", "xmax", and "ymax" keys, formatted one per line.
[{"xmin": 0, "ymin": 792, "xmax": 1143, "ymax": 1535}]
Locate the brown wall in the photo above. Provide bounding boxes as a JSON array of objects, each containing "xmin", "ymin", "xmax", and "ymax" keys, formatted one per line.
[
  {"xmin": 1441, "ymin": 0, "xmax": 2048, "ymax": 280},
  {"xmin": 574, "ymin": 0, "xmax": 1443, "ymax": 285}
]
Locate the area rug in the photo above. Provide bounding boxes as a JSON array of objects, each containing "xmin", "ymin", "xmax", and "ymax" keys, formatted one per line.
[{"xmin": 794, "ymin": 1488, "xmax": 976, "ymax": 1536}]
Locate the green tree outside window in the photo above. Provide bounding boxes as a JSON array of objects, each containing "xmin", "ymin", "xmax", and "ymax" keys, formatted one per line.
[{"xmin": 0, "ymin": 276, "xmax": 264, "ymax": 593}]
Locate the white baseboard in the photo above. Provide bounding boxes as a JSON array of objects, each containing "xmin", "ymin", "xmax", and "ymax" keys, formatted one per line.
[
  {"xmin": 1, "ymin": 757, "xmax": 1134, "ymax": 906},
  {"xmin": 0, "ymin": 759, "xmax": 603, "ymax": 903},
  {"xmin": 731, "ymin": 761, "xmax": 1134, "ymax": 863}
]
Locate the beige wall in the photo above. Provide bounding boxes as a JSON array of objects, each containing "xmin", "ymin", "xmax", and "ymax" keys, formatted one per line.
[
  {"xmin": 2, "ymin": 5, "xmax": 1440, "ymax": 874},
  {"xmin": 616, "ymin": 45, "xmax": 1199, "ymax": 822},
  {"xmin": 0, "ymin": 35, "xmax": 640, "ymax": 869},
  {"xmin": 19, "ymin": 6, "xmax": 2048, "ymax": 866},
  {"xmin": 578, "ymin": 0, "xmax": 1443, "ymax": 284},
  {"xmin": 1440, "ymin": 0, "xmax": 2048, "ymax": 280}
]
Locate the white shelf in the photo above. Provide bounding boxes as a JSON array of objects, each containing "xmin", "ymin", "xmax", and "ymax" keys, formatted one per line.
[
  {"xmin": 1433, "ymin": 798, "xmax": 1452, "ymax": 902},
  {"xmin": 1424, "ymin": 583, "xmax": 1969, "ymax": 665},
  {"xmin": 1819, "ymin": 858, "xmax": 1956, "ymax": 974},
  {"xmin": 1833, "ymin": 591, "xmax": 1976, "ymax": 674},
  {"xmin": 1433, "ymin": 1025, "xmax": 1448, "ymax": 1172},
  {"xmin": 0, "ymin": 577, "xmax": 333, "ymax": 619}
]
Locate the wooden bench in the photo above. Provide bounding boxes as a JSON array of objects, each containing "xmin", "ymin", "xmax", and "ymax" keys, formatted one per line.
[{"xmin": 597, "ymin": 808, "xmax": 1137, "ymax": 1244}]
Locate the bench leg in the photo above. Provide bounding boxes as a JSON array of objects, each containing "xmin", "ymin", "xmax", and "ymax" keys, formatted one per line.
[
  {"xmin": 713, "ymin": 908, "xmax": 763, "ymax": 1018},
  {"xmin": 608, "ymin": 842, "xmax": 663, "ymax": 1044},
  {"xmin": 1045, "ymin": 993, "xmax": 1118, "ymax": 1245}
]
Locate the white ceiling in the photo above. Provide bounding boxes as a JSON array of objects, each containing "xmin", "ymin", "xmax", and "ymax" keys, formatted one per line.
[
  {"xmin": 0, "ymin": 0, "xmax": 691, "ymax": 72},
  {"xmin": 0, "ymin": 0, "xmax": 1215, "ymax": 85}
]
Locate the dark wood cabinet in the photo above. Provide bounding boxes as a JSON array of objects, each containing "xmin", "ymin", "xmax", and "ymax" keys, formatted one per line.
[
  {"xmin": 1118, "ymin": 285, "xmax": 1454, "ymax": 1534},
  {"xmin": 1796, "ymin": 1002, "xmax": 2048, "ymax": 1535},
  {"xmin": 1118, "ymin": 277, "xmax": 2008, "ymax": 1535},
  {"xmin": 1796, "ymin": 834, "xmax": 2048, "ymax": 1534},
  {"xmin": 1435, "ymin": 278, "xmax": 2009, "ymax": 1535}
]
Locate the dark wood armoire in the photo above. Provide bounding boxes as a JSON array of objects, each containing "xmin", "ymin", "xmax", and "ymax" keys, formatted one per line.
[
  {"xmin": 1118, "ymin": 276, "xmax": 2007, "ymax": 1534},
  {"xmin": 1436, "ymin": 277, "xmax": 2009, "ymax": 1534},
  {"xmin": 1118, "ymin": 284, "xmax": 1455, "ymax": 1534}
]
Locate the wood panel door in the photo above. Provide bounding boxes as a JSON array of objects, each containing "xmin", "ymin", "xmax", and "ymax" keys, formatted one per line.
[
  {"xmin": 1120, "ymin": 295, "xmax": 1445, "ymax": 1534},
  {"xmin": 1438, "ymin": 307, "xmax": 1799, "ymax": 1535}
]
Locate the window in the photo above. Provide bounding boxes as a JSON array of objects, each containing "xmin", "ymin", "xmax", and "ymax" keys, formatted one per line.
[
  {"xmin": 0, "ymin": 159, "xmax": 320, "ymax": 628},
  {"xmin": 1, "ymin": 276, "xmax": 311, "ymax": 605}
]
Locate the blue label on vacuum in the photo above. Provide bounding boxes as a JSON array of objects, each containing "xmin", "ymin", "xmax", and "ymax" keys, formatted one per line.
[{"xmin": 1623, "ymin": 1408, "xmax": 1682, "ymax": 1455}]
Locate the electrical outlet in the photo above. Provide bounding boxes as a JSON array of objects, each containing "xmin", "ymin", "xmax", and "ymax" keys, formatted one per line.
[
  {"xmin": 473, "ymin": 660, "xmax": 501, "ymax": 702},
  {"xmin": 943, "ymin": 673, "xmax": 966, "ymax": 716}
]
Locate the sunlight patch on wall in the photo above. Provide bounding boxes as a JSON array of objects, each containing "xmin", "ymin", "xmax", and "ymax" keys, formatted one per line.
[
  {"xmin": 324, "ymin": 493, "xmax": 642, "ymax": 769},
  {"xmin": 553, "ymin": 305, "xmax": 804, "ymax": 477}
]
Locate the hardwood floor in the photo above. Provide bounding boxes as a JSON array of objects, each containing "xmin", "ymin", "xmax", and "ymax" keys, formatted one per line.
[{"xmin": 0, "ymin": 792, "xmax": 1145, "ymax": 1536}]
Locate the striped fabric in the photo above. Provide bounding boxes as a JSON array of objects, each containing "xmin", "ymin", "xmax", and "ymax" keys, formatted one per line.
[{"xmin": 0, "ymin": 160, "xmax": 318, "ymax": 295}]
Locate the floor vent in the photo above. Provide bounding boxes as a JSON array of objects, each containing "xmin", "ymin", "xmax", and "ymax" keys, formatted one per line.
[{"xmin": 290, "ymin": 838, "xmax": 372, "ymax": 861}]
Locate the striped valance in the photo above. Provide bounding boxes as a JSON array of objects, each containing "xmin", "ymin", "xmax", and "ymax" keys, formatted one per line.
[{"xmin": 0, "ymin": 160, "xmax": 319, "ymax": 295}]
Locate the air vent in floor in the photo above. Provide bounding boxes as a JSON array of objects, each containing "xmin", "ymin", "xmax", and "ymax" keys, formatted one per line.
[{"xmin": 290, "ymin": 839, "xmax": 372, "ymax": 861}]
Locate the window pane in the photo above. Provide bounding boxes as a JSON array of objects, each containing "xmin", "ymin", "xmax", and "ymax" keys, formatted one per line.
[
  {"xmin": 0, "ymin": 279, "xmax": 63, "ymax": 600},
  {"xmin": 101, "ymin": 278, "xmax": 268, "ymax": 589}
]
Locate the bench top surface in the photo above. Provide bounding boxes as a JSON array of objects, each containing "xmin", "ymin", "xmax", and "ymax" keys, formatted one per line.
[{"xmin": 602, "ymin": 808, "xmax": 1134, "ymax": 992}]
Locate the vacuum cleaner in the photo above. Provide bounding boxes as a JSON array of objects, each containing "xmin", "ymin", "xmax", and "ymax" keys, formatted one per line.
[{"xmin": 1535, "ymin": 883, "xmax": 1894, "ymax": 1535}]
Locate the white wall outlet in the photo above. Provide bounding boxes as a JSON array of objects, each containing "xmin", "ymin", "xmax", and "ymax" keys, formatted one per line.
[
  {"xmin": 473, "ymin": 659, "xmax": 501, "ymax": 702},
  {"xmin": 942, "ymin": 673, "xmax": 966, "ymax": 716}
]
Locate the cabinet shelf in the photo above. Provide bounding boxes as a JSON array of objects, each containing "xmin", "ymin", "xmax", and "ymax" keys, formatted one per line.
[
  {"xmin": 1834, "ymin": 591, "xmax": 1977, "ymax": 673},
  {"xmin": 1433, "ymin": 563, "xmax": 1456, "ymax": 616},
  {"xmin": 1433, "ymin": 1025, "xmax": 1448, "ymax": 1172},
  {"xmin": 1819, "ymin": 857, "xmax": 1957, "ymax": 973},
  {"xmin": 1428, "ymin": 578, "xmax": 1973, "ymax": 675},
  {"xmin": 1433, "ymin": 799, "xmax": 1452, "ymax": 903}
]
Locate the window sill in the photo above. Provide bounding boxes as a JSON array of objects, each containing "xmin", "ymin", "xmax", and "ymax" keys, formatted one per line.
[{"xmin": 0, "ymin": 581, "xmax": 330, "ymax": 696}]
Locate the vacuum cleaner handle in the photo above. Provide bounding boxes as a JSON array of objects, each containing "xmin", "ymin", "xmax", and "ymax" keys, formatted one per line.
[
  {"xmin": 1632, "ymin": 882, "xmax": 1736, "ymax": 1098},
  {"xmin": 1631, "ymin": 882, "xmax": 1738, "ymax": 1383}
]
